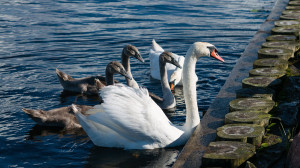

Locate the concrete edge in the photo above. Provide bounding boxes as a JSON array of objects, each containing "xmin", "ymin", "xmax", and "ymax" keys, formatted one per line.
[{"xmin": 172, "ymin": 0, "xmax": 289, "ymax": 167}]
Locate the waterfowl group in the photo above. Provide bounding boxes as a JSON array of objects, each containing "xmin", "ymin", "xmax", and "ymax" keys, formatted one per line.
[
  {"xmin": 56, "ymin": 45, "xmax": 143, "ymax": 95},
  {"xmin": 23, "ymin": 40, "xmax": 225, "ymax": 150}
]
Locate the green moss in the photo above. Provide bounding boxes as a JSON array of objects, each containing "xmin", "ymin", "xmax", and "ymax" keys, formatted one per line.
[
  {"xmin": 286, "ymin": 68, "xmax": 293, "ymax": 76},
  {"xmin": 202, "ymin": 141, "xmax": 256, "ymax": 168}
]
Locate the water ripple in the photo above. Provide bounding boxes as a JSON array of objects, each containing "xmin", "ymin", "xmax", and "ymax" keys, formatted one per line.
[{"xmin": 0, "ymin": 0, "xmax": 275, "ymax": 167}]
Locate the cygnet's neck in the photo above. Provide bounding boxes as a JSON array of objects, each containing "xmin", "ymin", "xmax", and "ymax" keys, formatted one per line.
[
  {"xmin": 121, "ymin": 52, "xmax": 139, "ymax": 88},
  {"xmin": 105, "ymin": 67, "xmax": 116, "ymax": 86},
  {"xmin": 159, "ymin": 60, "xmax": 175, "ymax": 109}
]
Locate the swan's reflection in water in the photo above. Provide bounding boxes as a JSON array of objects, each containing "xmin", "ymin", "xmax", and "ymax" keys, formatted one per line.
[
  {"xmin": 86, "ymin": 146, "xmax": 181, "ymax": 168},
  {"xmin": 26, "ymin": 124, "xmax": 181, "ymax": 167},
  {"xmin": 59, "ymin": 90, "xmax": 102, "ymax": 105},
  {"xmin": 25, "ymin": 125, "xmax": 86, "ymax": 141}
]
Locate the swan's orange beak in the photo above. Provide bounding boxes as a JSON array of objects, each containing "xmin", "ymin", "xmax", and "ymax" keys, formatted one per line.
[
  {"xmin": 169, "ymin": 81, "xmax": 175, "ymax": 92},
  {"xmin": 211, "ymin": 49, "xmax": 224, "ymax": 62}
]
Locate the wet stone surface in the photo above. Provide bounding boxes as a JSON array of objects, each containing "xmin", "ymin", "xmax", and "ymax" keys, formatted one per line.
[
  {"xmin": 253, "ymin": 58, "xmax": 289, "ymax": 69},
  {"xmin": 203, "ymin": 141, "xmax": 255, "ymax": 159},
  {"xmin": 229, "ymin": 98, "xmax": 275, "ymax": 112},
  {"xmin": 249, "ymin": 67, "xmax": 286, "ymax": 78},
  {"xmin": 266, "ymin": 34, "xmax": 297, "ymax": 41},
  {"xmin": 286, "ymin": 5, "xmax": 300, "ymax": 10},
  {"xmin": 272, "ymin": 26, "xmax": 300, "ymax": 35},
  {"xmin": 206, "ymin": 144, "xmax": 237, "ymax": 154},
  {"xmin": 242, "ymin": 76, "xmax": 282, "ymax": 88},
  {"xmin": 234, "ymin": 112, "xmax": 257, "ymax": 120},
  {"xmin": 282, "ymin": 10, "xmax": 300, "ymax": 15},
  {"xmin": 217, "ymin": 124, "xmax": 265, "ymax": 145},
  {"xmin": 280, "ymin": 13, "xmax": 300, "ymax": 20},
  {"xmin": 262, "ymin": 41, "xmax": 298, "ymax": 52},
  {"xmin": 223, "ymin": 126, "xmax": 255, "ymax": 135},
  {"xmin": 258, "ymin": 48, "xmax": 293, "ymax": 60},
  {"xmin": 288, "ymin": 1, "xmax": 300, "ymax": 6}
]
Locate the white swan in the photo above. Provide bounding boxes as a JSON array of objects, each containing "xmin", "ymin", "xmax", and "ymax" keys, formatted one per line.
[
  {"xmin": 72, "ymin": 42, "xmax": 224, "ymax": 149},
  {"xmin": 149, "ymin": 39, "xmax": 185, "ymax": 89}
]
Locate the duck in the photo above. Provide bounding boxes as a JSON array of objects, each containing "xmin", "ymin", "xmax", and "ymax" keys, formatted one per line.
[
  {"xmin": 23, "ymin": 61, "xmax": 132, "ymax": 129},
  {"xmin": 56, "ymin": 45, "xmax": 144, "ymax": 95},
  {"xmin": 149, "ymin": 39, "xmax": 185, "ymax": 90},
  {"xmin": 72, "ymin": 42, "xmax": 225, "ymax": 149}
]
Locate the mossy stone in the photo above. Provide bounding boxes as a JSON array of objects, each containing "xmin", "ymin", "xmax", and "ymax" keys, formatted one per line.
[
  {"xmin": 272, "ymin": 26, "xmax": 300, "ymax": 36},
  {"xmin": 242, "ymin": 76, "xmax": 282, "ymax": 89},
  {"xmin": 281, "ymin": 14, "xmax": 300, "ymax": 20},
  {"xmin": 282, "ymin": 10, "xmax": 300, "ymax": 15},
  {"xmin": 266, "ymin": 35, "xmax": 297, "ymax": 41},
  {"xmin": 261, "ymin": 41, "xmax": 299, "ymax": 53},
  {"xmin": 217, "ymin": 124, "xmax": 265, "ymax": 146},
  {"xmin": 289, "ymin": 1, "xmax": 300, "ymax": 6},
  {"xmin": 202, "ymin": 141, "xmax": 255, "ymax": 168},
  {"xmin": 253, "ymin": 58, "xmax": 288, "ymax": 70},
  {"xmin": 286, "ymin": 6, "xmax": 300, "ymax": 10},
  {"xmin": 275, "ymin": 20, "xmax": 300, "ymax": 27},
  {"xmin": 225, "ymin": 111, "xmax": 271, "ymax": 127},
  {"xmin": 258, "ymin": 48, "xmax": 294, "ymax": 60},
  {"xmin": 235, "ymin": 87, "xmax": 275, "ymax": 100},
  {"xmin": 249, "ymin": 67, "xmax": 286, "ymax": 78},
  {"xmin": 229, "ymin": 98, "xmax": 275, "ymax": 112},
  {"xmin": 260, "ymin": 134, "xmax": 282, "ymax": 148}
]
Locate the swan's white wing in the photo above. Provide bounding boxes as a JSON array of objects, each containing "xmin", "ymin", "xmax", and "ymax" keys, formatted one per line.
[
  {"xmin": 75, "ymin": 110, "xmax": 132, "ymax": 148},
  {"xmin": 78, "ymin": 84, "xmax": 183, "ymax": 149},
  {"xmin": 150, "ymin": 39, "xmax": 166, "ymax": 80},
  {"xmin": 149, "ymin": 49, "xmax": 163, "ymax": 80}
]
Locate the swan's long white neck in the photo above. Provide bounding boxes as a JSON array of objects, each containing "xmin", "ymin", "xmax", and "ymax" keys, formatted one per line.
[
  {"xmin": 182, "ymin": 45, "xmax": 200, "ymax": 131},
  {"xmin": 121, "ymin": 52, "xmax": 139, "ymax": 88}
]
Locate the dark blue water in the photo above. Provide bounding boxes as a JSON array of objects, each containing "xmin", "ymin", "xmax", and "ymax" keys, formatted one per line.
[{"xmin": 0, "ymin": 0, "xmax": 275, "ymax": 167}]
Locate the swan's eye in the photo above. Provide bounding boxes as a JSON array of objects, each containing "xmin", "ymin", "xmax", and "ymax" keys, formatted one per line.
[{"xmin": 128, "ymin": 48, "xmax": 135, "ymax": 55}]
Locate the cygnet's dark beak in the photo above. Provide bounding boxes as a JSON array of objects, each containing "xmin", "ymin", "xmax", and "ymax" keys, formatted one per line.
[
  {"xmin": 119, "ymin": 69, "xmax": 132, "ymax": 80},
  {"xmin": 171, "ymin": 59, "xmax": 182, "ymax": 69},
  {"xmin": 135, "ymin": 52, "xmax": 144, "ymax": 63}
]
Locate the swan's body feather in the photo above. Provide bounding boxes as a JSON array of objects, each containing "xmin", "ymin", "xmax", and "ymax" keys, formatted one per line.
[{"xmin": 75, "ymin": 84, "xmax": 183, "ymax": 149}]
